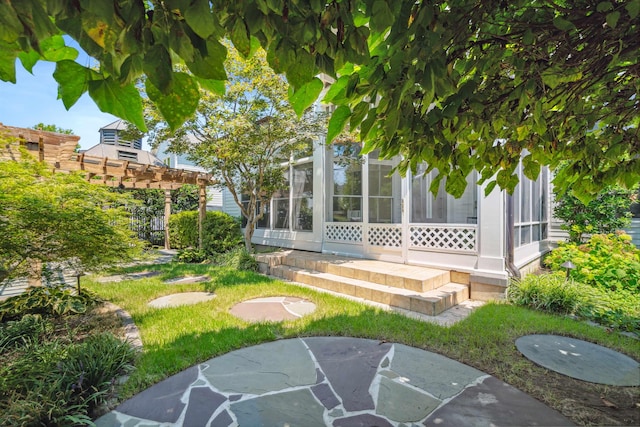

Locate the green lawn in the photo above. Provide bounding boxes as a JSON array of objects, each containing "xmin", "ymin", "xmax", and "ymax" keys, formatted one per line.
[{"xmin": 85, "ymin": 262, "xmax": 640, "ymax": 425}]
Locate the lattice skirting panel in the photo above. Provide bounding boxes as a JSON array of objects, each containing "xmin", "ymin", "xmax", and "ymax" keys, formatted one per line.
[
  {"xmin": 367, "ymin": 225, "xmax": 402, "ymax": 247},
  {"xmin": 325, "ymin": 223, "xmax": 363, "ymax": 243},
  {"xmin": 409, "ymin": 225, "xmax": 477, "ymax": 252}
]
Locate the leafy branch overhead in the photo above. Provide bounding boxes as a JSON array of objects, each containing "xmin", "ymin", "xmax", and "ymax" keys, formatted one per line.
[{"xmin": 0, "ymin": 0, "xmax": 638, "ymax": 199}]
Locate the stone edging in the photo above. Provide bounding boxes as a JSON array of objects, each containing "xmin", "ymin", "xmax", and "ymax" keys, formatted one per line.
[{"xmin": 102, "ymin": 301, "xmax": 143, "ymax": 351}]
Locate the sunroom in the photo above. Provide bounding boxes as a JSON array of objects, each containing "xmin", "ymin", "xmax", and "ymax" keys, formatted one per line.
[{"xmin": 236, "ymin": 140, "xmax": 550, "ymax": 284}]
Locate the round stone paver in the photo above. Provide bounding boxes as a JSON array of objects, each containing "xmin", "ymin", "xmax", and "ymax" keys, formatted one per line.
[
  {"xmin": 95, "ymin": 337, "xmax": 575, "ymax": 427},
  {"xmin": 230, "ymin": 296, "xmax": 316, "ymax": 322},
  {"xmin": 515, "ymin": 334, "xmax": 640, "ymax": 386},
  {"xmin": 148, "ymin": 292, "xmax": 215, "ymax": 308}
]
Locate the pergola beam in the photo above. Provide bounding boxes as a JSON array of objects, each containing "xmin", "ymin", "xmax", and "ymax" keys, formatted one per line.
[{"xmin": 2, "ymin": 123, "xmax": 216, "ymax": 249}]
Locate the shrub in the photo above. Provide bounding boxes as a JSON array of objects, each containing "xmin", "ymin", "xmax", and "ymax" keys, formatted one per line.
[
  {"xmin": 553, "ymin": 182, "xmax": 635, "ymax": 243},
  {"xmin": 0, "ymin": 314, "xmax": 51, "ymax": 352},
  {"xmin": 169, "ymin": 211, "xmax": 243, "ymax": 255},
  {"xmin": 213, "ymin": 247, "xmax": 259, "ymax": 271},
  {"xmin": 507, "ymin": 273, "xmax": 640, "ymax": 334},
  {"xmin": 0, "ymin": 332, "xmax": 135, "ymax": 425},
  {"xmin": 176, "ymin": 248, "xmax": 209, "ymax": 263},
  {"xmin": 507, "ymin": 273, "xmax": 587, "ymax": 314},
  {"xmin": 0, "ymin": 286, "xmax": 102, "ymax": 322},
  {"xmin": 544, "ymin": 233, "xmax": 640, "ymax": 293}
]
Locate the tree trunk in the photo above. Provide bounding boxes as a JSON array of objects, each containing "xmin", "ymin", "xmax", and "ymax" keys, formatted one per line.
[{"xmin": 244, "ymin": 219, "xmax": 255, "ymax": 252}]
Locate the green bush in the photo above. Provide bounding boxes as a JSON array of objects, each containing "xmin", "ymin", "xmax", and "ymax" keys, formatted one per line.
[
  {"xmin": 213, "ymin": 247, "xmax": 259, "ymax": 271},
  {"xmin": 0, "ymin": 286, "xmax": 101, "ymax": 322},
  {"xmin": 544, "ymin": 233, "xmax": 640, "ymax": 293},
  {"xmin": 0, "ymin": 332, "xmax": 135, "ymax": 425},
  {"xmin": 0, "ymin": 314, "xmax": 51, "ymax": 352},
  {"xmin": 168, "ymin": 211, "xmax": 242, "ymax": 255},
  {"xmin": 176, "ymin": 248, "xmax": 209, "ymax": 263},
  {"xmin": 506, "ymin": 273, "xmax": 587, "ymax": 314},
  {"xmin": 507, "ymin": 273, "xmax": 640, "ymax": 334}
]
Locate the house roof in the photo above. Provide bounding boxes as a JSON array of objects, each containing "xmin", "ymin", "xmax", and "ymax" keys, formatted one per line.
[
  {"xmin": 83, "ymin": 143, "xmax": 165, "ymax": 167},
  {"xmin": 99, "ymin": 119, "xmax": 128, "ymax": 131}
]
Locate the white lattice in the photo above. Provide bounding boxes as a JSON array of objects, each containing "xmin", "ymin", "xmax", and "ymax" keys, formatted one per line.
[
  {"xmin": 410, "ymin": 225, "xmax": 477, "ymax": 252},
  {"xmin": 367, "ymin": 225, "xmax": 402, "ymax": 247},
  {"xmin": 325, "ymin": 223, "xmax": 363, "ymax": 243}
]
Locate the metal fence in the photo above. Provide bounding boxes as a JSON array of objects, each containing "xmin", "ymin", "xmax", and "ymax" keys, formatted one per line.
[{"xmin": 128, "ymin": 210, "xmax": 165, "ymax": 246}]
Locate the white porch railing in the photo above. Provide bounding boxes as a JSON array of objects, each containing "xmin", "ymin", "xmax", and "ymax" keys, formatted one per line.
[
  {"xmin": 325, "ymin": 222, "xmax": 363, "ymax": 243},
  {"xmin": 409, "ymin": 224, "xmax": 477, "ymax": 252},
  {"xmin": 367, "ymin": 224, "xmax": 402, "ymax": 248},
  {"xmin": 325, "ymin": 222, "xmax": 477, "ymax": 253}
]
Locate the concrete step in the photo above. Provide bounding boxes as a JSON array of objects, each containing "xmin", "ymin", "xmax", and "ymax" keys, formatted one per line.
[
  {"xmin": 271, "ymin": 264, "xmax": 469, "ymax": 316},
  {"xmin": 278, "ymin": 251, "xmax": 455, "ymax": 293}
]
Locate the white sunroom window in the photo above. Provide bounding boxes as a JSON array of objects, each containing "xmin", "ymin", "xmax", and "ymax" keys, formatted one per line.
[
  {"xmin": 330, "ymin": 145, "xmax": 362, "ymax": 222},
  {"xmin": 514, "ymin": 164, "xmax": 548, "ymax": 247},
  {"xmin": 411, "ymin": 165, "xmax": 478, "ymax": 224}
]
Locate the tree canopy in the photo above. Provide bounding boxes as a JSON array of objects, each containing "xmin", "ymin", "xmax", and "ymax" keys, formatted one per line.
[
  {"xmin": 1, "ymin": 1, "xmax": 638, "ymax": 200},
  {"xmin": 0, "ymin": 144, "xmax": 143, "ymax": 284},
  {"xmin": 156, "ymin": 45, "xmax": 323, "ymax": 250}
]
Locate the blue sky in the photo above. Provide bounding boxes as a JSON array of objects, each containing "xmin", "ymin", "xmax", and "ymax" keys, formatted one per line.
[
  {"xmin": 0, "ymin": 40, "xmax": 150, "ymax": 150},
  {"xmin": 0, "ymin": 62, "xmax": 122, "ymax": 150}
]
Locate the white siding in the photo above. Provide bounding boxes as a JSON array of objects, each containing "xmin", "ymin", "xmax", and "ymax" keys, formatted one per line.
[
  {"xmin": 626, "ymin": 218, "xmax": 640, "ymax": 248},
  {"xmin": 222, "ymin": 188, "xmax": 242, "ymax": 218}
]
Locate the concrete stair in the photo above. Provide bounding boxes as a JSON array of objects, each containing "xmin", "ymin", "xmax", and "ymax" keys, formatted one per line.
[{"xmin": 256, "ymin": 250, "xmax": 470, "ymax": 316}]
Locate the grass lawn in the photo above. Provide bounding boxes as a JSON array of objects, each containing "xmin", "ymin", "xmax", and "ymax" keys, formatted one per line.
[{"xmin": 86, "ymin": 262, "xmax": 640, "ymax": 426}]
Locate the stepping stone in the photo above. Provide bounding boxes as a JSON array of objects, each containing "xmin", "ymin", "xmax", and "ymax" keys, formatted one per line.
[
  {"xmin": 95, "ymin": 275, "xmax": 125, "ymax": 283},
  {"xmin": 230, "ymin": 296, "xmax": 316, "ymax": 322},
  {"xmin": 148, "ymin": 292, "xmax": 215, "ymax": 308},
  {"xmin": 126, "ymin": 271, "xmax": 162, "ymax": 280},
  {"xmin": 164, "ymin": 275, "xmax": 210, "ymax": 285},
  {"xmin": 516, "ymin": 334, "xmax": 640, "ymax": 386}
]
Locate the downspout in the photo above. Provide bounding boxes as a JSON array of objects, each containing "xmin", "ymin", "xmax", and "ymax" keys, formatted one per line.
[{"xmin": 505, "ymin": 193, "xmax": 521, "ymax": 279}]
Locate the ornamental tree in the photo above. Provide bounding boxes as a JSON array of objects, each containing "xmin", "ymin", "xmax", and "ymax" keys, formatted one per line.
[
  {"xmin": 0, "ymin": 1, "xmax": 638, "ymax": 200},
  {"xmin": 554, "ymin": 185, "xmax": 636, "ymax": 243},
  {"xmin": 150, "ymin": 46, "xmax": 324, "ymax": 251},
  {"xmin": 0, "ymin": 141, "xmax": 143, "ymax": 284}
]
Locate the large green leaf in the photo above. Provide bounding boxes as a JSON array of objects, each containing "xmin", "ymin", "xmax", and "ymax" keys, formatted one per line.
[
  {"xmin": 285, "ymin": 49, "xmax": 315, "ymax": 90},
  {"xmin": 0, "ymin": 3, "xmax": 23, "ymax": 43},
  {"xmin": 184, "ymin": 0, "xmax": 215, "ymax": 39},
  {"xmin": 88, "ymin": 78, "xmax": 147, "ymax": 131},
  {"xmin": 290, "ymin": 77, "xmax": 323, "ymax": 116},
  {"xmin": 41, "ymin": 35, "xmax": 78, "ymax": 62},
  {"xmin": 53, "ymin": 60, "xmax": 94, "ymax": 109},
  {"xmin": 231, "ymin": 18, "xmax": 251, "ymax": 58},
  {"xmin": 146, "ymin": 72, "xmax": 200, "ymax": 130},
  {"xmin": 186, "ymin": 40, "xmax": 227, "ymax": 81},
  {"xmin": 18, "ymin": 50, "xmax": 40, "ymax": 73},
  {"xmin": 144, "ymin": 44, "xmax": 173, "ymax": 94},
  {"xmin": 370, "ymin": 0, "xmax": 394, "ymax": 32},
  {"xmin": 196, "ymin": 77, "xmax": 226, "ymax": 95},
  {"xmin": 0, "ymin": 42, "xmax": 17, "ymax": 83},
  {"xmin": 327, "ymin": 105, "xmax": 351, "ymax": 143}
]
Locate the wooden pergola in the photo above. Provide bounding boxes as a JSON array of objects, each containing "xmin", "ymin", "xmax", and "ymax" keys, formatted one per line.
[{"xmin": 1, "ymin": 123, "xmax": 214, "ymax": 249}]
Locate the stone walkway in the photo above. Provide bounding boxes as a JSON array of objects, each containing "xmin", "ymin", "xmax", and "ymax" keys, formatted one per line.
[{"xmin": 96, "ymin": 337, "xmax": 574, "ymax": 427}]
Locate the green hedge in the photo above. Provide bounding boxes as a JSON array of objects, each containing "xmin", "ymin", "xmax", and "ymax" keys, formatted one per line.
[
  {"xmin": 168, "ymin": 211, "xmax": 242, "ymax": 255},
  {"xmin": 507, "ymin": 273, "xmax": 640, "ymax": 334},
  {"xmin": 544, "ymin": 233, "xmax": 640, "ymax": 293}
]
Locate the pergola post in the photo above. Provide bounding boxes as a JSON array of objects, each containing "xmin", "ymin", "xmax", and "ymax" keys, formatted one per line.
[
  {"xmin": 198, "ymin": 184, "xmax": 207, "ymax": 250},
  {"xmin": 164, "ymin": 189, "xmax": 172, "ymax": 249}
]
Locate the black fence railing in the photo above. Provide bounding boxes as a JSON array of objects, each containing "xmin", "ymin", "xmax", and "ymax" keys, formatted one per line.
[{"xmin": 128, "ymin": 210, "xmax": 165, "ymax": 246}]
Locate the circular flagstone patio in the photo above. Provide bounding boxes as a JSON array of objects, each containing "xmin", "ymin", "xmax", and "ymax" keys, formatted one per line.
[
  {"xmin": 95, "ymin": 337, "xmax": 574, "ymax": 427},
  {"xmin": 515, "ymin": 334, "xmax": 640, "ymax": 386},
  {"xmin": 148, "ymin": 292, "xmax": 216, "ymax": 308},
  {"xmin": 230, "ymin": 296, "xmax": 317, "ymax": 322}
]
